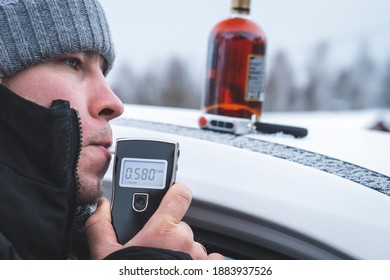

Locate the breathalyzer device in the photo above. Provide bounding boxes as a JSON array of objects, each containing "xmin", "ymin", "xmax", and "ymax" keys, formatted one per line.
[{"xmin": 111, "ymin": 138, "xmax": 180, "ymax": 244}]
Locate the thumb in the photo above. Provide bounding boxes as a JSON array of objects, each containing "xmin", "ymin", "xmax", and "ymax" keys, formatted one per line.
[
  {"xmin": 152, "ymin": 182, "xmax": 192, "ymax": 224},
  {"xmin": 85, "ymin": 198, "xmax": 122, "ymax": 259},
  {"xmin": 126, "ymin": 182, "xmax": 193, "ymax": 248}
]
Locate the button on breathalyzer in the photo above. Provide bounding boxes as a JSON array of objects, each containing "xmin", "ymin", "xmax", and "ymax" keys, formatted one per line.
[
  {"xmin": 111, "ymin": 138, "xmax": 180, "ymax": 244},
  {"xmin": 132, "ymin": 193, "xmax": 149, "ymax": 212}
]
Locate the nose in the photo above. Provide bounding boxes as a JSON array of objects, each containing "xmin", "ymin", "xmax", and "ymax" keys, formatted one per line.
[{"xmin": 90, "ymin": 76, "xmax": 124, "ymax": 121}]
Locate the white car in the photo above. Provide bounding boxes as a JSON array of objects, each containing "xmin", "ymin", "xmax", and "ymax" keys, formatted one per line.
[{"xmin": 103, "ymin": 105, "xmax": 390, "ymax": 260}]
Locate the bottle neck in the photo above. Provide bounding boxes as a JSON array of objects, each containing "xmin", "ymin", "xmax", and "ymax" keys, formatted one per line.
[{"xmin": 230, "ymin": 0, "xmax": 251, "ymax": 16}]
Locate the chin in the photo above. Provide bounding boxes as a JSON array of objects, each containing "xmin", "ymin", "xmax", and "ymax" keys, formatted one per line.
[
  {"xmin": 78, "ymin": 177, "xmax": 104, "ymax": 205},
  {"xmin": 77, "ymin": 154, "xmax": 110, "ymax": 204}
]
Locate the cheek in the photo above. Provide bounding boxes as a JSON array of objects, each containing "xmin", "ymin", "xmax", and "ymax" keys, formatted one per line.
[{"xmin": 5, "ymin": 70, "xmax": 76, "ymax": 108}]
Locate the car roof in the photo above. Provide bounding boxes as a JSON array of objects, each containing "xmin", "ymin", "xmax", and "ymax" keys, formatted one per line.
[{"xmin": 106, "ymin": 105, "xmax": 390, "ymax": 259}]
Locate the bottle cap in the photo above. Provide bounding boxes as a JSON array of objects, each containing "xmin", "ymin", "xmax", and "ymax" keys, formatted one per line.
[{"xmin": 231, "ymin": 0, "xmax": 251, "ymax": 15}]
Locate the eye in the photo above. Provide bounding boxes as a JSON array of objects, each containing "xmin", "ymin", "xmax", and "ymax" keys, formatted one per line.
[{"xmin": 62, "ymin": 58, "xmax": 82, "ymax": 70}]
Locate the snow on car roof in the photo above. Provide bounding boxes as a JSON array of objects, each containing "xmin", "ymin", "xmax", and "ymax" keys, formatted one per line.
[{"xmin": 113, "ymin": 105, "xmax": 390, "ymax": 197}]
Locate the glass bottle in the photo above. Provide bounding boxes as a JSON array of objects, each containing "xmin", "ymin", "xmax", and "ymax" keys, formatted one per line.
[{"xmin": 203, "ymin": 0, "xmax": 267, "ymax": 121}]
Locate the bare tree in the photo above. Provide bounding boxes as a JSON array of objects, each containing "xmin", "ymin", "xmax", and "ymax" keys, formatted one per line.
[
  {"xmin": 380, "ymin": 58, "xmax": 390, "ymax": 108},
  {"xmin": 112, "ymin": 57, "xmax": 201, "ymax": 108},
  {"xmin": 349, "ymin": 41, "xmax": 377, "ymax": 109},
  {"xmin": 159, "ymin": 57, "xmax": 201, "ymax": 109},
  {"xmin": 111, "ymin": 63, "xmax": 138, "ymax": 104},
  {"xmin": 302, "ymin": 42, "xmax": 331, "ymax": 110},
  {"xmin": 264, "ymin": 50, "xmax": 297, "ymax": 111},
  {"xmin": 332, "ymin": 69, "xmax": 354, "ymax": 109}
]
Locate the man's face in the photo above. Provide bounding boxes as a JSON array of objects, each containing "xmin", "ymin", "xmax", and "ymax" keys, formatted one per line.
[{"xmin": 3, "ymin": 52, "xmax": 124, "ymax": 204}]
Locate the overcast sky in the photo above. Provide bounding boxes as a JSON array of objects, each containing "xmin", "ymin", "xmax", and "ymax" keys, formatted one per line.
[{"xmin": 99, "ymin": 0, "xmax": 390, "ymax": 80}]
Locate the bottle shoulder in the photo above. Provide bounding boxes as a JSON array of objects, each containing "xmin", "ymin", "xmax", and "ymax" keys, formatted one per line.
[{"xmin": 210, "ymin": 16, "xmax": 266, "ymax": 37}]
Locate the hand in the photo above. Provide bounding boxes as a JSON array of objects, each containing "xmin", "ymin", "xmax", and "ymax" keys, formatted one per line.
[{"xmin": 85, "ymin": 182, "xmax": 223, "ymax": 260}]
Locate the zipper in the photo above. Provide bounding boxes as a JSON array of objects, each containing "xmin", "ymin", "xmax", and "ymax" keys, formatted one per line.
[{"xmin": 65, "ymin": 109, "xmax": 83, "ymax": 259}]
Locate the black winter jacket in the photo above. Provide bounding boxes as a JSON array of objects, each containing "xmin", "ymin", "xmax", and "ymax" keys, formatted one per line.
[{"xmin": 0, "ymin": 85, "xmax": 191, "ymax": 260}]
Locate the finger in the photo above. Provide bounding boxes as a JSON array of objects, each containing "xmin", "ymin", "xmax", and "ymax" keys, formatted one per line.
[
  {"xmin": 190, "ymin": 242, "xmax": 209, "ymax": 260},
  {"xmin": 208, "ymin": 253, "xmax": 225, "ymax": 260},
  {"xmin": 85, "ymin": 198, "xmax": 121, "ymax": 259},
  {"xmin": 88, "ymin": 198, "xmax": 112, "ymax": 223},
  {"xmin": 154, "ymin": 182, "xmax": 192, "ymax": 224}
]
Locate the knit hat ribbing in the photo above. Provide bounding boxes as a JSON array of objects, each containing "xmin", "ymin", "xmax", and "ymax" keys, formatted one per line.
[{"xmin": 0, "ymin": 0, "xmax": 115, "ymax": 78}]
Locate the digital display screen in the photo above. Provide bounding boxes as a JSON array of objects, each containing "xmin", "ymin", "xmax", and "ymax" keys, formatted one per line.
[{"xmin": 119, "ymin": 158, "xmax": 168, "ymax": 189}]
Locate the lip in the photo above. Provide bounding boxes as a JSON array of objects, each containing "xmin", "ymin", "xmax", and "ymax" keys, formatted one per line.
[
  {"xmin": 88, "ymin": 141, "xmax": 112, "ymax": 159},
  {"xmin": 97, "ymin": 145, "xmax": 112, "ymax": 160}
]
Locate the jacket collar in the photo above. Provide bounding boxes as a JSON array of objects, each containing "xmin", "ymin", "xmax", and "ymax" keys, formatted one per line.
[{"xmin": 0, "ymin": 84, "xmax": 81, "ymax": 186}]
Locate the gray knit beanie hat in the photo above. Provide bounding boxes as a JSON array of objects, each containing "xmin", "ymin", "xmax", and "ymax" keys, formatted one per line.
[{"xmin": 0, "ymin": 0, "xmax": 115, "ymax": 78}]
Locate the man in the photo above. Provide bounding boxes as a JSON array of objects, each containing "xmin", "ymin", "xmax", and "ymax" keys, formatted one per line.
[{"xmin": 0, "ymin": 0, "xmax": 222, "ymax": 260}]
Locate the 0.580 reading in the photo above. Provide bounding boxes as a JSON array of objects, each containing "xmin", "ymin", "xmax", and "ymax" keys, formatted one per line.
[
  {"xmin": 125, "ymin": 167, "xmax": 156, "ymax": 181},
  {"xmin": 119, "ymin": 158, "xmax": 168, "ymax": 189}
]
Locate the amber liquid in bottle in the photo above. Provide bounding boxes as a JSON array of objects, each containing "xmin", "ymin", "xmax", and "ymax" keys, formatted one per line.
[{"xmin": 203, "ymin": 1, "xmax": 266, "ymax": 120}]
